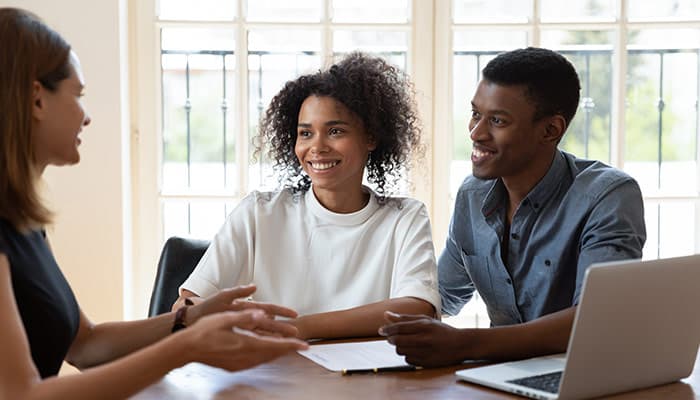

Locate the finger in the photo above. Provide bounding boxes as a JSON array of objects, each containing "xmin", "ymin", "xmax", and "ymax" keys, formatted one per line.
[
  {"xmin": 232, "ymin": 300, "xmax": 298, "ymax": 319},
  {"xmin": 387, "ymin": 343, "xmax": 430, "ymax": 364},
  {"xmin": 394, "ymin": 345, "xmax": 429, "ymax": 359},
  {"xmin": 385, "ymin": 333, "xmax": 432, "ymax": 348},
  {"xmin": 383, "ymin": 310, "xmax": 432, "ymax": 323},
  {"xmin": 208, "ymin": 309, "xmax": 264, "ymax": 330},
  {"xmin": 226, "ymin": 310, "xmax": 299, "ymax": 337},
  {"xmin": 263, "ymin": 337, "xmax": 309, "ymax": 352},
  {"xmin": 247, "ymin": 317, "xmax": 300, "ymax": 338},
  {"xmin": 238, "ymin": 329, "xmax": 309, "ymax": 351},
  {"xmin": 217, "ymin": 284, "xmax": 257, "ymax": 302},
  {"xmin": 251, "ymin": 329, "xmax": 283, "ymax": 338},
  {"xmin": 378, "ymin": 320, "xmax": 432, "ymax": 336},
  {"xmin": 405, "ymin": 355, "xmax": 431, "ymax": 367}
]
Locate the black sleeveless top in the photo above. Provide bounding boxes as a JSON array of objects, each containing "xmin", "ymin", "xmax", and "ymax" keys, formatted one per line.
[{"xmin": 0, "ymin": 219, "xmax": 80, "ymax": 378}]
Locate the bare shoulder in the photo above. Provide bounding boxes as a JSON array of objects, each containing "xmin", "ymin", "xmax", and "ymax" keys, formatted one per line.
[{"xmin": 0, "ymin": 253, "xmax": 9, "ymax": 275}]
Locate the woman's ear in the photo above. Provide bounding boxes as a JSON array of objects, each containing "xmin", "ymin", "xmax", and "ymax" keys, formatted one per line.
[
  {"xmin": 367, "ymin": 135, "xmax": 378, "ymax": 151},
  {"xmin": 543, "ymin": 115, "xmax": 566, "ymax": 144},
  {"xmin": 32, "ymin": 81, "xmax": 47, "ymax": 120}
]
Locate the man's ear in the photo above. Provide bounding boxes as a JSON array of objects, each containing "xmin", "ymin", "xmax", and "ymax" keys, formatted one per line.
[
  {"xmin": 542, "ymin": 115, "xmax": 566, "ymax": 144},
  {"xmin": 32, "ymin": 81, "xmax": 47, "ymax": 120}
]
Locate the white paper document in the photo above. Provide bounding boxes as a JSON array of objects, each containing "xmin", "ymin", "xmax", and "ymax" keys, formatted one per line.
[{"xmin": 298, "ymin": 340, "xmax": 412, "ymax": 373}]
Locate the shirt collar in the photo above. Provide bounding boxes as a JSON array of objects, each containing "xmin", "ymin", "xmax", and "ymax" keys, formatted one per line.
[
  {"xmin": 522, "ymin": 150, "xmax": 568, "ymax": 212},
  {"xmin": 481, "ymin": 149, "xmax": 568, "ymax": 217},
  {"xmin": 482, "ymin": 180, "xmax": 507, "ymax": 218}
]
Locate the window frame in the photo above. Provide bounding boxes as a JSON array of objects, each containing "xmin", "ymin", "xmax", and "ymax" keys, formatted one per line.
[
  {"xmin": 131, "ymin": 0, "xmax": 700, "ymax": 320},
  {"xmin": 130, "ymin": 0, "xmax": 435, "ymax": 318}
]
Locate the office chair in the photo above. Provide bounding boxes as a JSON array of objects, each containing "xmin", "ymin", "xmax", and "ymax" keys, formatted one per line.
[{"xmin": 148, "ymin": 236, "xmax": 210, "ymax": 317}]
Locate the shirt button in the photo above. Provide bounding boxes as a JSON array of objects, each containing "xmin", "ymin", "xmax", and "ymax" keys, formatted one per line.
[
  {"xmin": 545, "ymin": 259, "xmax": 551, "ymax": 266},
  {"xmin": 511, "ymin": 233, "xmax": 519, "ymax": 240},
  {"xmin": 506, "ymin": 278, "xmax": 512, "ymax": 285}
]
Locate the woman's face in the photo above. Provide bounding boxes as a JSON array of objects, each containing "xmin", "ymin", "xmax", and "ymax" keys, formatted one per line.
[
  {"xmin": 295, "ymin": 95, "xmax": 376, "ymax": 193},
  {"xmin": 32, "ymin": 52, "xmax": 91, "ymax": 170}
]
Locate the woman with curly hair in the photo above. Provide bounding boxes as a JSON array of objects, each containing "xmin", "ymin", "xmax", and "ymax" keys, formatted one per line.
[{"xmin": 176, "ymin": 52, "xmax": 440, "ymax": 339}]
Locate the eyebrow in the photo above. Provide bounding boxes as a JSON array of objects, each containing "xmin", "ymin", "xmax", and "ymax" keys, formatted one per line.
[
  {"xmin": 470, "ymin": 102, "xmax": 511, "ymax": 116},
  {"xmin": 297, "ymin": 120, "xmax": 351, "ymax": 128}
]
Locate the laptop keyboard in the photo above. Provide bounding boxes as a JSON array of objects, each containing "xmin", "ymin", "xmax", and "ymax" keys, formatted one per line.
[{"xmin": 507, "ymin": 371, "xmax": 562, "ymax": 394}]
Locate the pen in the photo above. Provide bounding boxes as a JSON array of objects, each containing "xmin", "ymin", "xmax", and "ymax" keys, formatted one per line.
[{"xmin": 341, "ymin": 365, "xmax": 420, "ymax": 375}]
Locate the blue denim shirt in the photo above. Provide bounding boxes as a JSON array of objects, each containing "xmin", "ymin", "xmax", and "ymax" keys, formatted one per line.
[{"xmin": 439, "ymin": 150, "xmax": 646, "ymax": 325}]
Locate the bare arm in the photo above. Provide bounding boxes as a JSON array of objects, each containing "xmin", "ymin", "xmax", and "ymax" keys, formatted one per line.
[
  {"xmin": 467, "ymin": 306, "xmax": 575, "ymax": 360},
  {"xmin": 293, "ymin": 297, "xmax": 435, "ymax": 340},
  {"xmin": 380, "ymin": 306, "xmax": 575, "ymax": 367},
  {"xmin": 0, "ymin": 253, "xmax": 182, "ymax": 399},
  {"xmin": 176, "ymin": 290, "xmax": 435, "ymax": 340},
  {"xmin": 66, "ymin": 310, "xmax": 177, "ymax": 369},
  {"xmin": 0, "ymin": 255, "xmax": 306, "ymax": 400},
  {"xmin": 69, "ymin": 284, "xmax": 299, "ymax": 369}
]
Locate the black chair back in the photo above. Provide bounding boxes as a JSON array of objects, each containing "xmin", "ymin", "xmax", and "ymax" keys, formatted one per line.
[{"xmin": 148, "ymin": 236, "xmax": 210, "ymax": 317}]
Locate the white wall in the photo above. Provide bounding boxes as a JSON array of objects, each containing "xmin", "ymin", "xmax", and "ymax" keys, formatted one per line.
[{"xmin": 1, "ymin": 0, "xmax": 131, "ymax": 323}]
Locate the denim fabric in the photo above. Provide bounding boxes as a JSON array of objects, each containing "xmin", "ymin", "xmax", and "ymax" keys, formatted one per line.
[{"xmin": 439, "ymin": 150, "xmax": 646, "ymax": 325}]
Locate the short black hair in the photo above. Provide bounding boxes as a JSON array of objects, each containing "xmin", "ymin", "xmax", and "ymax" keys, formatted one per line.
[
  {"xmin": 256, "ymin": 52, "xmax": 422, "ymax": 197},
  {"xmin": 482, "ymin": 47, "xmax": 581, "ymax": 126}
]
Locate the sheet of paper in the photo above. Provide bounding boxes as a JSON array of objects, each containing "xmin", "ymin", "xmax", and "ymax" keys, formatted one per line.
[{"xmin": 298, "ymin": 340, "xmax": 409, "ymax": 372}]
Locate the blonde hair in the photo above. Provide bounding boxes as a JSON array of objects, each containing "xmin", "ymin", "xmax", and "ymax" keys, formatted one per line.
[{"xmin": 0, "ymin": 8, "xmax": 71, "ymax": 230}]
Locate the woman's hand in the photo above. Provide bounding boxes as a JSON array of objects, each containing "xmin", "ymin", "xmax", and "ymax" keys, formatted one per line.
[
  {"xmin": 179, "ymin": 310, "xmax": 309, "ymax": 372},
  {"xmin": 186, "ymin": 284, "xmax": 299, "ymax": 336}
]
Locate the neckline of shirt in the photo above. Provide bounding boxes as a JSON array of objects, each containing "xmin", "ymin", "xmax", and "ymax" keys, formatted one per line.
[{"xmin": 305, "ymin": 185, "xmax": 379, "ymax": 226}]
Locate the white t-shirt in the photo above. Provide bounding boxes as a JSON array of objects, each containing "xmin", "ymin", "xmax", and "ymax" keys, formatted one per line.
[{"xmin": 180, "ymin": 187, "xmax": 440, "ymax": 316}]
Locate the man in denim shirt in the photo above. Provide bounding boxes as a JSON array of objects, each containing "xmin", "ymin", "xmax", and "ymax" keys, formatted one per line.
[{"xmin": 380, "ymin": 47, "xmax": 646, "ymax": 366}]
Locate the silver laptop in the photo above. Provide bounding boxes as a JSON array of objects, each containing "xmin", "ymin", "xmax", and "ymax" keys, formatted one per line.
[{"xmin": 456, "ymin": 254, "xmax": 700, "ymax": 400}]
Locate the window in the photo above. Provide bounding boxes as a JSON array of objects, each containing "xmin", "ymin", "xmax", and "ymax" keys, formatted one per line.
[
  {"xmin": 132, "ymin": 0, "xmax": 700, "ymax": 322},
  {"xmin": 155, "ymin": 0, "xmax": 412, "ymax": 240}
]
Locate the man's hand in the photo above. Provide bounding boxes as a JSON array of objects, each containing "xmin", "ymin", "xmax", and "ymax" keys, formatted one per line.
[{"xmin": 379, "ymin": 311, "xmax": 474, "ymax": 367}]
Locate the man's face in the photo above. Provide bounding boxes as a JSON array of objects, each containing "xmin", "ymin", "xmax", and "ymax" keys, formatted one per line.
[{"xmin": 468, "ymin": 80, "xmax": 550, "ymax": 183}]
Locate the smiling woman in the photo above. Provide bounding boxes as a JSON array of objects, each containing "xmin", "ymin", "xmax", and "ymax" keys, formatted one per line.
[
  {"xmin": 0, "ymin": 7, "xmax": 307, "ymax": 399},
  {"xmin": 174, "ymin": 52, "xmax": 440, "ymax": 340},
  {"xmin": 32, "ymin": 52, "xmax": 91, "ymax": 170},
  {"xmin": 259, "ymin": 52, "xmax": 422, "ymax": 200},
  {"xmin": 294, "ymin": 95, "xmax": 376, "ymax": 213}
]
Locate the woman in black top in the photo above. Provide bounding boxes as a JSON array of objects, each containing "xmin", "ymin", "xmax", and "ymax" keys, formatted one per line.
[{"xmin": 0, "ymin": 8, "xmax": 307, "ymax": 399}]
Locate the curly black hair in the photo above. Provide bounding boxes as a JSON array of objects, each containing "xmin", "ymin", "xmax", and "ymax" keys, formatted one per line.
[
  {"xmin": 482, "ymin": 47, "xmax": 581, "ymax": 126},
  {"xmin": 255, "ymin": 51, "xmax": 422, "ymax": 197}
]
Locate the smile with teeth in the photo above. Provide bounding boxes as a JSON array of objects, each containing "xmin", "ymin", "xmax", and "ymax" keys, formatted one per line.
[
  {"xmin": 472, "ymin": 148, "xmax": 493, "ymax": 161},
  {"xmin": 309, "ymin": 160, "xmax": 339, "ymax": 170}
]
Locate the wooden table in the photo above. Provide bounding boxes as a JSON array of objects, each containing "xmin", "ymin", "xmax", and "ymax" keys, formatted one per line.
[{"xmin": 131, "ymin": 345, "xmax": 700, "ymax": 400}]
